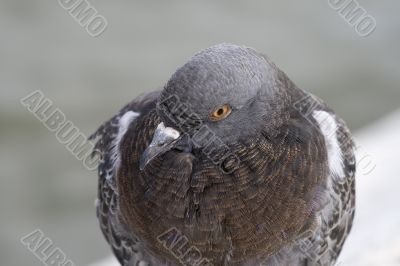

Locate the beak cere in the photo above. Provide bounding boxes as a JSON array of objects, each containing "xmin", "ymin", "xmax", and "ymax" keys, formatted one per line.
[{"xmin": 139, "ymin": 122, "xmax": 181, "ymax": 170}]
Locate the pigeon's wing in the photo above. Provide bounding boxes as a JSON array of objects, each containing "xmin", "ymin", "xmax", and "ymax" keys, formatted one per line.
[
  {"xmin": 258, "ymin": 107, "xmax": 355, "ymax": 266},
  {"xmin": 90, "ymin": 91, "xmax": 161, "ymax": 266},
  {"xmin": 294, "ymin": 104, "xmax": 356, "ymax": 266}
]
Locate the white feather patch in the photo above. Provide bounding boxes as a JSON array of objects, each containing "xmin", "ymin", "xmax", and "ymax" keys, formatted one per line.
[
  {"xmin": 313, "ymin": 110, "xmax": 345, "ymax": 178},
  {"xmin": 108, "ymin": 111, "xmax": 140, "ymax": 179}
]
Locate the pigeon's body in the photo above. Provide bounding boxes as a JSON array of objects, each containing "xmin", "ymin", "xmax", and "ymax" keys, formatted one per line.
[{"xmin": 91, "ymin": 44, "xmax": 355, "ymax": 266}]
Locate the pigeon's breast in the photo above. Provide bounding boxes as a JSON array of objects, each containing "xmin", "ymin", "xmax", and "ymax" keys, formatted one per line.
[
  {"xmin": 122, "ymin": 150, "xmax": 315, "ymax": 265},
  {"xmin": 117, "ymin": 112, "xmax": 327, "ymax": 265}
]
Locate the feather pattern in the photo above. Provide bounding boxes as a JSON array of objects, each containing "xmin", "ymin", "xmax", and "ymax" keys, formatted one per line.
[{"xmin": 90, "ymin": 44, "xmax": 355, "ymax": 266}]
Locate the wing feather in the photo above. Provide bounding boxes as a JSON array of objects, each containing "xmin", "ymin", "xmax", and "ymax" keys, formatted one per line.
[{"xmin": 90, "ymin": 91, "xmax": 160, "ymax": 265}]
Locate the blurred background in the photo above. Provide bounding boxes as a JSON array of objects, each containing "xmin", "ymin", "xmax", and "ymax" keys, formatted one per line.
[{"xmin": 1, "ymin": 1, "xmax": 399, "ymax": 265}]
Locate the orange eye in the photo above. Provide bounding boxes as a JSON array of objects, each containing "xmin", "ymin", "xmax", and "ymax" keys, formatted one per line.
[{"xmin": 210, "ymin": 104, "xmax": 232, "ymax": 121}]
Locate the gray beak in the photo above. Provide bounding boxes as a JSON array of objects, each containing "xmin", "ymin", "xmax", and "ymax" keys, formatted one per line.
[{"xmin": 139, "ymin": 122, "xmax": 181, "ymax": 170}]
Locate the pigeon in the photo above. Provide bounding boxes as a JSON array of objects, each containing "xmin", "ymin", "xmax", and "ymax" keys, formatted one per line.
[{"xmin": 90, "ymin": 44, "xmax": 355, "ymax": 266}]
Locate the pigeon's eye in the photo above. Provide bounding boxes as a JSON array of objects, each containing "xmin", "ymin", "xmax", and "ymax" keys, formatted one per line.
[{"xmin": 210, "ymin": 104, "xmax": 232, "ymax": 121}]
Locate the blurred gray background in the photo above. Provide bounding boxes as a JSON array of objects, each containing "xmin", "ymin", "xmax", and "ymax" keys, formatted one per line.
[{"xmin": 0, "ymin": 1, "xmax": 399, "ymax": 265}]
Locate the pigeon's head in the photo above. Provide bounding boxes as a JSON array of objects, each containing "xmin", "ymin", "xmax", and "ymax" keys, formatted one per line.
[{"xmin": 140, "ymin": 44, "xmax": 290, "ymax": 171}]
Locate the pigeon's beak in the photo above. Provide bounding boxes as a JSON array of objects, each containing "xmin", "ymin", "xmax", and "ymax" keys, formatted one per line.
[{"xmin": 139, "ymin": 122, "xmax": 182, "ymax": 170}]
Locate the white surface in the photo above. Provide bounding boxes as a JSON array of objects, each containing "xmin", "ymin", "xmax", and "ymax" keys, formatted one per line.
[
  {"xmin": 339, "ymin": 110, "xmax": 400, "ymax": 266},
  {"xmin": 90, "ymin": 110, "xmax": 400, "ymax": 266},
  {"xmin": 90, "ymin": 257, "xmax": 119, "ymax": 266}
]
